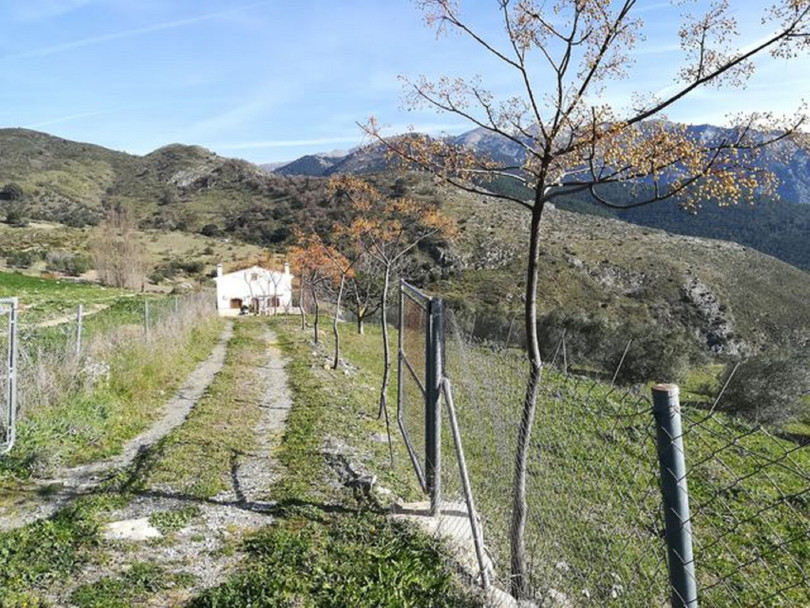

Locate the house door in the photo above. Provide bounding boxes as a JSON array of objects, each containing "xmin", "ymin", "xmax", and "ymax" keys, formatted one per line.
[{"xmin": 229, "ymin": 298, "xmax": 242, "ymax": 309}]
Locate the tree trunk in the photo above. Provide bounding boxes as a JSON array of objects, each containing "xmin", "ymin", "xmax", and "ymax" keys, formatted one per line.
[
  {"xmin": 311, "ymin": 285, "xmax": 320, "ymax": 345},
  {"xmin": 357, "ymin": 312, "xmax": 365, "ymax": 335},
  {"xmin": 509, "ymin": 201, "xmax": 545, "ymax": 600},
  {"xmin": 377, "ymin": 264, "xmax": 391, "ymax": 420},
  {"xmin": 299, "ymin": 281, "xmax": 306, "ymax": 330},
  {"xmin": 332, "ymin": 274, "xmax": 346, "ymax": 370}
]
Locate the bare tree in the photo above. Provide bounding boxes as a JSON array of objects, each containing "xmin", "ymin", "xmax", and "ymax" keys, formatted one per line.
[
  {"xmin": 289, "ymin": 234, "xmax": 340, "ymax": 346},
  {"xmin": 91, "ymin": 203, "xmax": 148, "ymax": 290},
  {"xmin": 364, "ymin": 0, "xmax": 810, "ymax": 598},
  {"xmin": 329, "ymin": 176, "xmax": 455, "ymax": 422},
  {"xmin": 345, "ymin": 257, "xmax": 383, "ymax": 335}
]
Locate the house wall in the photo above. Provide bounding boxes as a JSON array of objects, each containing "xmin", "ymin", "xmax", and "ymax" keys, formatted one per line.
[{"xmin": 214, "ymin": 265, "xmax": 294, "ymax": 316}]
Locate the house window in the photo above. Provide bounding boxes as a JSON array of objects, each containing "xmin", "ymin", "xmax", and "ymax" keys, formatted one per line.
[{"xmin": 251, "ymin": 272, "xmax": 258, "ymax": 281}]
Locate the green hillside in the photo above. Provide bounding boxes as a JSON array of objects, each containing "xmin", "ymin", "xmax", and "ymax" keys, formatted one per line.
[
  {"xmin": 1, "ymin": 130, "xmax": 808, "ymax": 361},
  {"xmin": 0, "ymin": 129, "xmax": 337, "ymax": 241},
  {"xmin": 411, "ymin": 176, "xmax": 810, "ymax": 360}
]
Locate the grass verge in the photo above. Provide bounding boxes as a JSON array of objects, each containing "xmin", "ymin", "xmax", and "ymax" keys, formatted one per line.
[{"xmin": 0, "ymin": 313, "xmax": 224, "ymax": 482}]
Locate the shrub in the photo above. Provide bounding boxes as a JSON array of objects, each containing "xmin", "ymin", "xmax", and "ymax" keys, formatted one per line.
[
  {"xmin": 45, "ymin": 251, "xmax": 92, "ymax": 276},
  {"xmin": 5, "ymin": 250, "xmax": 36, "ymax": 268},
  {"xmin": 3, "ymin": 203, "xmax": 28, "ymax": 227},
  {"xmin": 605, "ymin": 321, "xmax": 701, "ymax": 386},
  {"xmin": 605, "ymin": 323, "xmax": 699, "ymax": 384},
  {"xmin": 179, "ymin": 261, "xmax": 204, "ymax": 274},
  {"xmin": 0, "ymin": 182, "xmax": 23, "ymax": 201},
  {"xmin": 719, "ymin": 349, "xmax": 810, "ymax": 425},
  {"xmin": 200, "ymin": 223, "xmax": 222, "ymax": 237}
]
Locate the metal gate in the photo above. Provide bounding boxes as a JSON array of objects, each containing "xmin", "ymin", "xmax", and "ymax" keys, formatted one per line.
[
  {"xmin": 397, "ymin": 281, "xmax": 490, "ymax": 590},
  {"xmin": 397, "ymin": 280, "xmax": 443, "ymax": 513},
  {"xmin": 0, "ymin": 298, "xmax": 18, "ymax": 454}
]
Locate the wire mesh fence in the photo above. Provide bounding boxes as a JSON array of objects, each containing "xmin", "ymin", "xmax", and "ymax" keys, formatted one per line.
[
  {"xmin": 398, "ymin": 286, "xmax": 810, "ymax": 606},
  {"xmin": 13, "ymin": 292, "xmax": 216, "ymax": 419},
  {"xmin": 398, "ymin": 282, "xmax": 430, "ymax": 492},
  {"xmin": 679, "ymin": 407, "xmax": 809, "ymax": 606},
  {"xmin": 443, "ymin": 309, "xmax": 673, "ymax": 605},
  {"xmin": 0, "ymin": 299, "xmax": 18, "ymax": 454}
]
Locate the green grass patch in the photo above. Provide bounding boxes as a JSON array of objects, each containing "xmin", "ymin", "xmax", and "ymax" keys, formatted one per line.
[
  {"xmin": 273, "ymin": 317, "xmax": 422, "ymax": 503},
  {"xmin": 190, "ymin": 510, "xmax": 480, "ymax": 608},
  {"xmin": 148, "ymin": 505, "xmax": 202, "ymax": 535},
  {"xmin": 0, "ymin": 270, "xmax": 129, "ymax": 326},
  {"xmin": 131, "ymin": 318, "xmax": 267, "ymax": 498},
  {"xmin": 0, "ymin": 313, "xmax": 223, "ymax": 481},
  {"xmin": 71, "ymin": 562, "xmax": 197, "ymax": 608},
  {"xmin": 0, "ymin": 493, "xmax": 128, "ymax": 606}
]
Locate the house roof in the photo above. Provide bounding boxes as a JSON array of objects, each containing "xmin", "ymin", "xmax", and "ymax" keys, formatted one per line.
[{"xmin": 215, "ymin": 265, "xmax": 292, "ymax": 281}]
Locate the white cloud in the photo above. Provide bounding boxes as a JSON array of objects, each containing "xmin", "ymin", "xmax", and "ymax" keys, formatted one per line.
[
  {"xmin": 26, "ymin": 110, "xmax": 111, "ymax": 129},
  {"xmin": 4, "ymin": 1, "xmax": 270, "ymax": 60}
]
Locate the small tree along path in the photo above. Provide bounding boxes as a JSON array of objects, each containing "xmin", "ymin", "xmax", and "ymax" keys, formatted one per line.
[{"xmin": 0, "ymin": 321, "xmax": 235, "ymax": 531}]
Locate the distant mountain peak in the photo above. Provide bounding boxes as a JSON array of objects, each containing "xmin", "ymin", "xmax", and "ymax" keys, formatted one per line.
[{"xmin": 270, "ymin": 122, "xmax": 810, "ymax": 204}]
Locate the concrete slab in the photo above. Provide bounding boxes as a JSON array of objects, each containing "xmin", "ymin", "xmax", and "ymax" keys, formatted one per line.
[
  {"xmin": 103, "ymin": 517, "xmax": 163, "ymax": 541},
  {"xmin": 392, "ymin": 500, "xmax": 524, "ymax": 607}
]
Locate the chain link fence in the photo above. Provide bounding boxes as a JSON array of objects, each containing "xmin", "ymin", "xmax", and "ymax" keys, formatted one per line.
[
  {"xmin": 398, "ymin": 283, "xmax": 810, "ymax": 606},
  {"xmin": 0, "ymin": 299, "xmax": 18, "ymax": 454},
  {"xmin": 13, "ymin": 292, "xmax": 215, "ymax": 420}
]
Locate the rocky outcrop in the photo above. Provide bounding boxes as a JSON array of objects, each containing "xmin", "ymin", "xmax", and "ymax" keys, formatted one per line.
[{"xmin": 682, "ymin": 277, "xmax": 743, "ymax": 355}]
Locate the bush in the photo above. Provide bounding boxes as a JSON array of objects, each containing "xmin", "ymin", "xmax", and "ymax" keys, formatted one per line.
[
  {"xmin": 179, "ymin": 261, "xmax": 204, "ymax": 274},
  {"xmin": 0, "ymin": 182, "xmax": 23, "ymax": 201},
  {"xmin": 4, "ymin": 203, "xmax": 28, "ymax": 227},
  {"xmin": 602, "ymin": 320, "xmax": 703, "ymax": 386},
  {"xmin": 200, "ymin": 223, "xmax": 222, "ymax": 237},
  {"xmin": 720, "ymin": 350, "xmax": 810, "ymax": 425},
  {"xmin": 5, "ymin": 250, "xmax": 36, "ymax": 268},
  {"xmin": 45, "ymin": 251, "xmax": 92, "ymax": 276}
]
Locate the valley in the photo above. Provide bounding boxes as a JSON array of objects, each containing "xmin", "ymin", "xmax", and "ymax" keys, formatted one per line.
[{"xmin": 0, "ymin": 126, "xmax": 808, "ymax": 607}]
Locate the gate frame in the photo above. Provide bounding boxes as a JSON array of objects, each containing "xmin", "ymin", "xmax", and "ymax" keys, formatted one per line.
[
  {"xmin": 1, "ymin": 297, "xmax": 18, "ymax": 455},
  {"xmin": 397, "ymin": 280, "xmax": 443, "ymax": 514}
]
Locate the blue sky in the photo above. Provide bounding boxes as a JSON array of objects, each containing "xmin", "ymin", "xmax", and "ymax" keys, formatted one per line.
[{"xmin": 1, "ymin": 1, "xmax": 807, "ymax": 164}]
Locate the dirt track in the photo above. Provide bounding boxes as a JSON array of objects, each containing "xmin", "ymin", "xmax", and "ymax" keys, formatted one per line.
[{"xmin": 0, "ymin": 321, "xmax": 234, "ymax": 531}]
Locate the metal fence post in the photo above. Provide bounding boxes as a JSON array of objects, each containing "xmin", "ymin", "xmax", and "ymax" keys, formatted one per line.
[
  {"xmin": 2, "ymin": 298, "xmax": 18, "ymax": 454},
  {"xmin": 397, "ymin": 280, "xmax": 405, "ymax": 447},
  {"xmin": 76, "ymin": 304, "xmax": 83, "ymax": 357},
  {"xmin": 426, "ymin": 297, "xmax": 443, "ymax": 515},
  {"xmin": 144, "ymin": 300, "xmax": 150, "ymax": 341},
  {"xmin": 652, "ymin": 384, "xmax": 698, "ymax": 608}
]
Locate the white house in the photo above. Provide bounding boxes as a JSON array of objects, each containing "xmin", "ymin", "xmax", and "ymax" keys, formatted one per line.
[{"xmin": 214, "ymin": 263, "xmax": 294, "ymax": 316}]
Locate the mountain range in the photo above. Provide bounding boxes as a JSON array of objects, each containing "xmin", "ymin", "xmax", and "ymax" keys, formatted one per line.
[
  {"xmin": 263, "ymin": 124, "xmax": 810, "ymax": 270},
  {"xmin": 267, "ymin": 124, "xmax": 810, "ymax": 203},
  {"xmin": 0, "ymin": 127, "xmax": 808, "ymax": 356}
]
